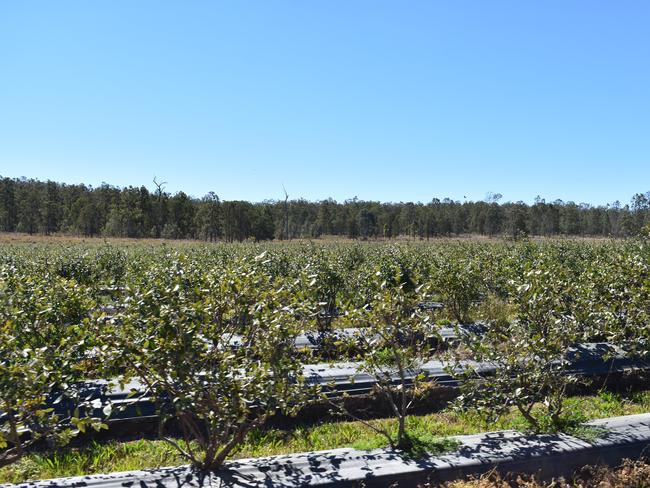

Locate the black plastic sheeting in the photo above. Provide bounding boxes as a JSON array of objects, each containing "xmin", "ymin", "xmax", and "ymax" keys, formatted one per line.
[
  {"xmin": 40, "ymin": 342, "xmax": 649, "ymax": 424},
  {"xmin": 7, "ymin": 413, "xmax": 650, "ymax": 488}
]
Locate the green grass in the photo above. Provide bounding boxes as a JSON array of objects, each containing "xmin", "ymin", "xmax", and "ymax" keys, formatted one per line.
[{"xmin": 2, "ymin": 390, "xmax": 649, "ymax": 484}]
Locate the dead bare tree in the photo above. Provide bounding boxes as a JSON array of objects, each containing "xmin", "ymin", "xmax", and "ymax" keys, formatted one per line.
[
  {"xmin": 153, "ymin": 176, "xmax": 167, "ymax": 201},
  {"xmin": 152, "ymin": 176, "xmax": 168, "ymax": 237}
]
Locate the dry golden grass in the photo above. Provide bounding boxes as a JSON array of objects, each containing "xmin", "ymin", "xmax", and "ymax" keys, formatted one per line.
[
  {"xmin": 0, "ymin": 232, "xmax": 622, "ymax": 247},
  {"xmin": 434, "ymin": 458, "xmax": 650, "ymax": 488},
  {"xmin": 0, "ymin": 232, "xmax": 194, "ymax": 246}
]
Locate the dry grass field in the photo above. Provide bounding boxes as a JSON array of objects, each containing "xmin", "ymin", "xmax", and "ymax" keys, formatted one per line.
[{"xmin": 0, "ymin": 232, "xmax": 620, "ymax": 247}]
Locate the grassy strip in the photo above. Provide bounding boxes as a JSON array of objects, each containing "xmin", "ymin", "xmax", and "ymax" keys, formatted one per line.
[{"xmin": 2, "ymin": 390, "xmax": 649, "ymax": 484}]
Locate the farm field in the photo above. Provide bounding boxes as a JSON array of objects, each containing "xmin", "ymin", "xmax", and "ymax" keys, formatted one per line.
[
  {"xmin": 1, "ymin": 238, "xmax": 650, "ymax": 483},
  {"xmin": 5, "ymin": 0, "xmax": 650, "ymax": 484}
]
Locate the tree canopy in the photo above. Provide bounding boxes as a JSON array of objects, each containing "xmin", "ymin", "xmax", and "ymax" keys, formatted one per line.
[{"xmin": 1, "ymin": 176, "xmax": 649, "ymax": 241}]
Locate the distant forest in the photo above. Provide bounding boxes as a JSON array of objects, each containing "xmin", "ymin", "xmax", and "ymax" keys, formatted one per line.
[{"xmin": 1, "ymin": 176, "xmax": 650, "ymax": 241}]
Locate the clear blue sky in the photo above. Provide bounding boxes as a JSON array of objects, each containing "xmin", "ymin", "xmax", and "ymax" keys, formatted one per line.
[{"xmin": 1, "ymin": 1, "xmax": 649, "ymax": 205}]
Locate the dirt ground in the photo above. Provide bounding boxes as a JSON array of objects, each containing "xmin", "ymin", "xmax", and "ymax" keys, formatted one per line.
[{"xmin": 432, "ymin": 458, "xmax": 650, "ymax": 488}]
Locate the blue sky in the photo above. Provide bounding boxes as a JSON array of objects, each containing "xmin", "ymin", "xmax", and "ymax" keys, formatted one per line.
[{"xmin": 1, "ymin": 1, "xmax": 649, "ymax": 205}]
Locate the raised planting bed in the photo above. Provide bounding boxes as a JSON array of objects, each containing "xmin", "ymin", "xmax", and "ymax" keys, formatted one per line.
[
  {"xmin": 45, "ymin": 342, "xmax": 648, "ymax": 426},
  {"xmin": 6, "ymin": 413, "xmax": 650, "ymax": 488},
  {"xmin": 5, "ymin": 342, "xmax": 645, "ymax": 443}
]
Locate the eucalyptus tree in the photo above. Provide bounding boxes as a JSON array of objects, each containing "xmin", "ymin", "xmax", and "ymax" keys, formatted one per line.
[
  {"xmin": 431, "ymin": 247, "xmax": 485, "ymax": 323},
  {"xmin": 302, "ymin": 247, "xmax": 344, "ymax": 333},
  {"xmin": 0, "ymin": 268, "xmax": 104, "ymax": 467},
  {"xmin": 452, "ymin": 258, "xmax": 581, "ymax": 431},
  {"xmin": 580, "ymin": 243, "xmax": 650, "ymax": 356},
  {"xmin": 109, "ymin": 253, "xmax": 313, "ymax": 469},
  {"xmin": 335, "ymin": 265, "xmax": 437, "ymax": 450}
]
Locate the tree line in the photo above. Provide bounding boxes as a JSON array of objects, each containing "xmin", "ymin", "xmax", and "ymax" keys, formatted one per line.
[{"xmin": 1, "ymin": 176, "xmax": 649, "ymax": 241}]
